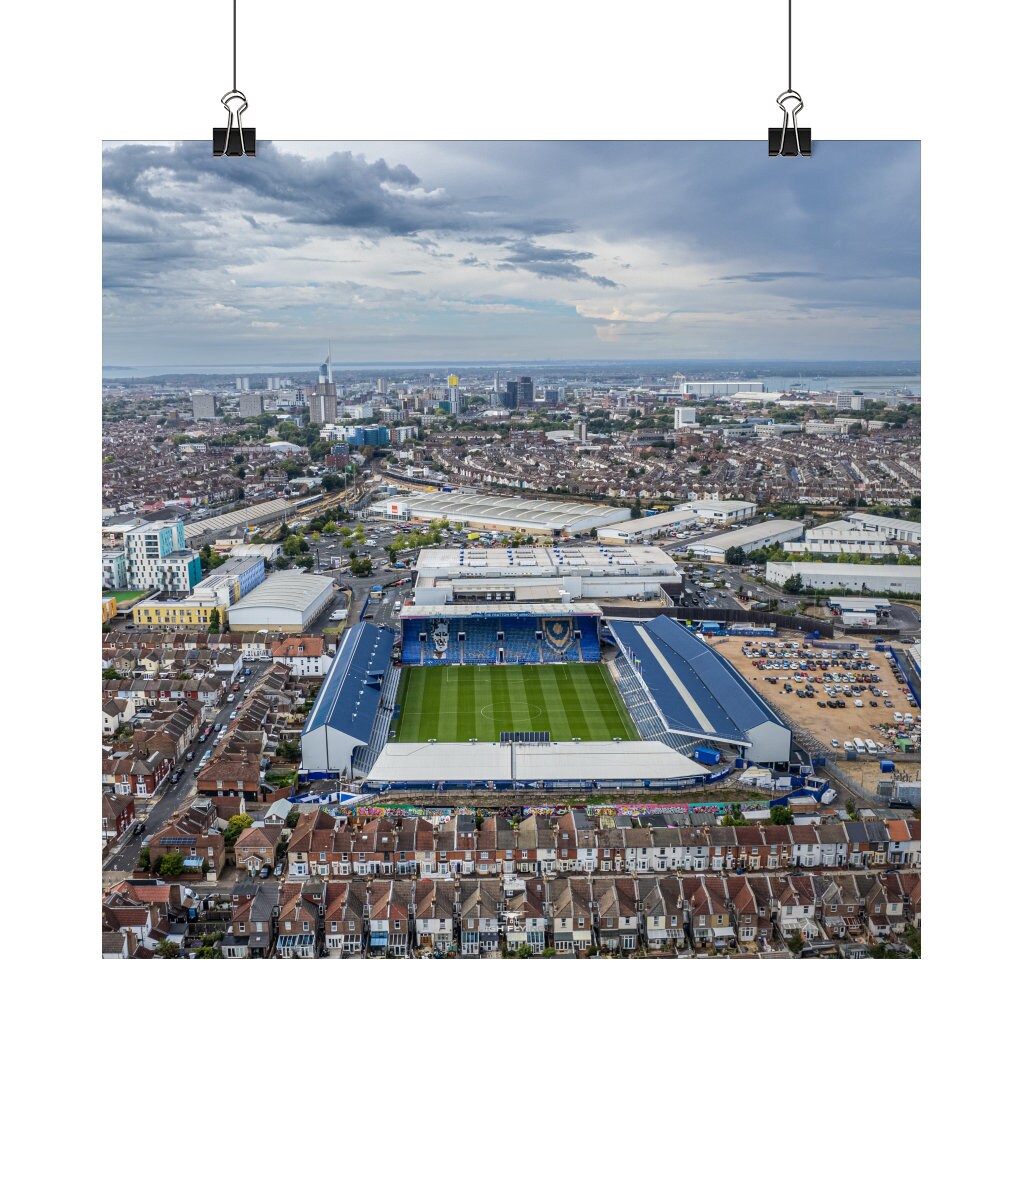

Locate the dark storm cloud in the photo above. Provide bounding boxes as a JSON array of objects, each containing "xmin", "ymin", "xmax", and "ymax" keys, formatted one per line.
[
  {"xmin": 491, "ymin": 239, "xmax": 618, "ymax": 287},
  {"xmin": 103, "ymin": 141, "xmax": 437, "ymax": 234}
]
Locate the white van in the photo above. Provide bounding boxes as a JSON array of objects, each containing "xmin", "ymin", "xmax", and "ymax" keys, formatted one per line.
[
  {"xmin": 865, "ymin": 739, "xmax": 878, "ymax": 754},
  {"xmin": 853, "ymin": 737, "xmax": 867, "ymax": 753}
]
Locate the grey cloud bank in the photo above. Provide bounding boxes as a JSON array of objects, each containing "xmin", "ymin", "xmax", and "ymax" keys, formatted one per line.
[{"xmin": 103, "ymin": 140, "xmax": 919, "ymax": 366}]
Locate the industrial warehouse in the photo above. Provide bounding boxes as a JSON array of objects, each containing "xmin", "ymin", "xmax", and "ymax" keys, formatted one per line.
[
  {"xmin": 597, "ymin": 499, "xmax": 756, "ymax": 544},
  {"xmin": 368, "ymin": 489, "xmax": 630, "ymax": 534},
  {"xmin": 227, "ymin": 572, "xmax": 337, "ymax": 632},
  {"xmin": 765, "ymin": 561, "xmax": 922, "ymax": 594},
  {"xmin": 690, "ymin": 518, "xmax": 806, "ymax": 561}
]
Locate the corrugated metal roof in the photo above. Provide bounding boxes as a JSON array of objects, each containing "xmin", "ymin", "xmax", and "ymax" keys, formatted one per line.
[
  {"xmin": 229, "ymin": 572, "xmax": 334, "ymax": 613},
  {"xmin": 607, "ymin": 615, "xmax": 787, "ymax": 744},
  {"xmin": 302, "ymin": 622, "xmax": 394, "ymax": 745}
]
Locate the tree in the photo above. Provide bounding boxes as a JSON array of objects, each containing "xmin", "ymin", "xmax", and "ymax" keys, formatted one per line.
[
  {"xmin": 769, "ymin": 806, "xmax": 794, "ymax": 825},
  {"xmin": 782, "ymin": 573, "xmax": 804, "ymax": 595},
  {"xmin": 207, "ymin": 608, "xmax": 221, "ymax": 633},
  {"xmin": 137, "ymin": 847, "xmax": 151, "ymax": 871},
  {"xmin": 515, "ymin": 942, "xmax": 533, "ymax": 959},
  {"xmin": 224, "ymin": 813, "xmax": 255, "ymax": 846},
  {"xmin": 724, "ymin": 545, "xmax": 745, "ymax": 566},
  {"xmin": 155, "ymin": 939, "xmax": 180, "ymax": 959},
  {"xmin": 279, "ymin": 738, "xmax": 301, "ymax": 763},
  {"xmin": 286, "ymin": 808, "xmax": 301, "ymax": 828},
  {"xmin": 322, "ymin": 474, "xmax": 343, "ymax": 492},
  {"xmin": 195, "ymin": 944, "xmax": 221, "ymax": 959},
  {"xmin": 785, "ymin": 932, "xmax": 804, "ymax": 955},
  {"xmin": 102, "ymin": 667, "xmax": 121, "ymax": 680},
  {"xmin": 156, "ymin": 851, "xmax": 185, "ymax": 876}
]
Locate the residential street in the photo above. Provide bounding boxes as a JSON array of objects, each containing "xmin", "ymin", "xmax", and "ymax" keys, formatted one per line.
[{"xmin": 103, "ymin": 657, "xmax": 276, "ymax": 873}]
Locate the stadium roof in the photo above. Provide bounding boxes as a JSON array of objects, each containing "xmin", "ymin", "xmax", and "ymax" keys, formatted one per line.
[
  {"xmin": 364, "ymin": 740, "xmax": 709, "ymax": 785},
  {"xmin": 399, "ymin": 602, "xmax": 604, "ymax": 619},
  {"xmin": 303, "ymin": 623, "xmax": 395, "ymax": 746},
  {"xmin": 606, "ymin": 615, "xmax": 788, "ymax": 747},
  {"xmin": 228, "ymin": 572, "xmax": 334, "ymax": 616}
]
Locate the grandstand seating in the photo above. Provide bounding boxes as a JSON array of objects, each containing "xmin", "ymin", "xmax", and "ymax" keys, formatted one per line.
[
  {"xmin": 401, "ymin": 613, "xmax": 600, "ymax": 666},
  {"xmin": 353, "ymin": 665, "xmax": 401, "ymax": 776}
]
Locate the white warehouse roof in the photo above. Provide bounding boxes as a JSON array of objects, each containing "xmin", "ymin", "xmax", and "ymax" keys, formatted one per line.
[
  {"xmin": 228, "ymin": 572, "xmax": 335, "ymax": 628},
  {"xmin": 371, "ymin": 489, "xmax": 629, "ymax": 533},
  {"xmin": 692, "ymin": 519, "xmax": 805, "ymax": 552}
]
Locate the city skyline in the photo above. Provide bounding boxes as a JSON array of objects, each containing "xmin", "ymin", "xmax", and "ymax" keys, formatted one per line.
[{"xmin": 103, "ymin": 140, "xmax": 920, "ymax": 367}]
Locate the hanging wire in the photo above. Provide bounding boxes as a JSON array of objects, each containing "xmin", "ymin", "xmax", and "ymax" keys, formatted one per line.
[
  {"xmin": 233, "ymin": 0, "xmax": 237, "ymax": 92},
  {"xmin": 788, "ymin": 0, "xmax": 792, "ymax": 91}
]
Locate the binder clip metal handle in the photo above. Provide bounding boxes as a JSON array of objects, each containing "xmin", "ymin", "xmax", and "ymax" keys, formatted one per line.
[
  {"xmin": 769, "ymin": 89, "xmax": 811, "ymax": 157},
  {"xmin": 213, "ymin": 89, "xmax": 256, "ymax": 157}
]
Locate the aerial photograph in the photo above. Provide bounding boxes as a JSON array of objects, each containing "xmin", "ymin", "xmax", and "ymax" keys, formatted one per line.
[{"xmin": 101, "ymin": 139, "xmax": 921, "ymax": 960}]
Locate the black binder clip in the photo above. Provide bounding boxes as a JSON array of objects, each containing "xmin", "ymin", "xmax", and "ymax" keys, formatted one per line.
[
  {"xmin": 213, "ymin": 89, "xmax": 255, "ymax": 157},
  {"xmin": 769, "ymin": 90, "xmax": 811, "ymax": 157}
]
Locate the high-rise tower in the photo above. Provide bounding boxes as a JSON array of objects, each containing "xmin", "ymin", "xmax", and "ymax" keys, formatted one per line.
[{"xmin": 310, "ymin": 347, "xmax": 338, "ymax": 425}]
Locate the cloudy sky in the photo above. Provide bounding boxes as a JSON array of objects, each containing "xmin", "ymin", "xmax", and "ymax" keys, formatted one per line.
[{"xmin": 102, "ymin": 140, "xmax": 920, "ymax": 368}]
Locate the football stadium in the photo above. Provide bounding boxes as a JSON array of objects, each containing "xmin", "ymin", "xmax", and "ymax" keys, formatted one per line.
[
  {"xmin": 393, "ymin": 663, "xmax": 637, "ymax": 743},
  {"xmin": 300, "ymin": 602, "xmax": 793, "ymax": 793}
]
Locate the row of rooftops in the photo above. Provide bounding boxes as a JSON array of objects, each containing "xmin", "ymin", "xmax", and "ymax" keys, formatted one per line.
[
  {"xmin": 218, "ymin": 868, "xmax": 921, "ymax": 941},
  {"xmin": 287, "ymin": 810, "xmax": 920, "ymax": 865}
]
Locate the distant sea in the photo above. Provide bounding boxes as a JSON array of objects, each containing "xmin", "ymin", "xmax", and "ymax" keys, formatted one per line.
[
  {"xmin": 102, "ymin": 359, "xmax": 920, "ymax": 395},
  {"xmin": 762, "ymin": 375, "xmax": 920, "ymax": 394}
]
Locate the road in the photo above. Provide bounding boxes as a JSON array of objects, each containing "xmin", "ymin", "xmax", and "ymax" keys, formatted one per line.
[{"xmin": 102, "ymin": 657, "xmax": 277, "ymax": 873}]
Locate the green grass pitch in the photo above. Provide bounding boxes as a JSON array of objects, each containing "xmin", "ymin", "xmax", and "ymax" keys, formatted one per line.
[{"xmin": 393, "ymin": 663, "xmax": 639, "ymax": 743}]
